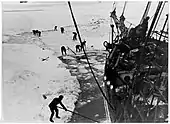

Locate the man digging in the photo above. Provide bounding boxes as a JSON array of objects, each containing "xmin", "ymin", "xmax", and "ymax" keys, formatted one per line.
[{"xmin": 48, "ymin": 95, "xmax": 67, "ymax": 122}]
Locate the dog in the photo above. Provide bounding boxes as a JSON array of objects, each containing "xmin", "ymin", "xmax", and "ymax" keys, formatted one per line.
[
  {"xmin": 32, "ymin": 30, "xmax": 41, "ymax": 37},
  {"xmin": 60, "ymin": 27, "xmax": 65, "ymax": 34},
  {"xmin": 61, "ymin": 46, "xmax": 67, "ymax": 55},
  {"xmin": 75, "ymin": 45, "xmax": 81, "ymax": 52}
]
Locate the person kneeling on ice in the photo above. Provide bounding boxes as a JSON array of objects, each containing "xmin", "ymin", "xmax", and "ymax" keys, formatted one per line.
[{"xmin": 49, "ymin": 95, "xmax": 67, "ymax": 122}]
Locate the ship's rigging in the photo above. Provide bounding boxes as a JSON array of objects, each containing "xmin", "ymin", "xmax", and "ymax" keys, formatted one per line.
[
  {"xmin": 67, "ymin": 1, "xmax": 168, "ymax": 123},
  {"xmin": 104, "ymin": 1, "xmax": 168, "ymax": 122}
]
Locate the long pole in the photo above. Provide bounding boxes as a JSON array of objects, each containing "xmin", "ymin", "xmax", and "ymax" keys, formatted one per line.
[
  {"xmin": 111, "ymin": 24, "xmax": 114, "ymax": 44},
  {"xmin": 67, "ymin": 46, "xmax": 76, "ymax": 55},
  {"xmin": 159, "ymin": 14, "xmax": 168, "ymax": 41},
  {"xmin": 57, "ymin": 106, "xmax": 99, "ymax": 123}
]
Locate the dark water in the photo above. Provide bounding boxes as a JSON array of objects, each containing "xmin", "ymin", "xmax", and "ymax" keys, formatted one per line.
[
  {"xmin": 70, "ymin": 97, "xmax": 106, "ymax": 123},
  {"xmin": 58, "ymin": 51, "xmax": 107, "ymax": 123}
]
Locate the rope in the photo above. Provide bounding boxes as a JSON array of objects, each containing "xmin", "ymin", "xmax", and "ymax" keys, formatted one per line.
[
  {"xmin": 68, "ymin": 1, "xmax": 116, "ymax": 113},
  {"xmin": 57, "ymin": 106, "xmax": 100, "ymax": 123}
]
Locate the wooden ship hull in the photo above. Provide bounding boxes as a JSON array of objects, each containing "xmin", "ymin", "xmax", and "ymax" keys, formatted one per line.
[{"xmin": 103, "ymin": 1, "xmax": 168, "ymax": 122}]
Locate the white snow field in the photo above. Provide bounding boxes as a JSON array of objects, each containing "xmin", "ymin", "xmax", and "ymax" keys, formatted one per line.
[
  {"xmin": 3, "ymin": 43, "xmax": 80, "ymax": 122},
  {"xmin": 2, "ymin": 1, "xmax": 168, "ymax": 123}
]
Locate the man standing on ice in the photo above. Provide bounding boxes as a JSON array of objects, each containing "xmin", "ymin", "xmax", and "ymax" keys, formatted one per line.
[
  {"xmin": 48, "ymin": 95, "xmax": 67, "ymax": 122},
  {"xmin": 60, "ymin": 27, "xmax": 65, "ymax": 33},
  {"xmin": 72, "ymin": 32, "xmax": 77, "ymax": 40}
]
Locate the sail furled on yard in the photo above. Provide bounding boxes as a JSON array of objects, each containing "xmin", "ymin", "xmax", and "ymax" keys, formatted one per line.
[{"xmin": 110, "ymin": 6, "xmax": 128, "ymax": 38}]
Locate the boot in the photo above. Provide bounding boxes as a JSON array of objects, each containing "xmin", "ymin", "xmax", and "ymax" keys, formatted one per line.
[{"xmin": 50, "ymin": 119, "xmax": 54, "ymax": 123}]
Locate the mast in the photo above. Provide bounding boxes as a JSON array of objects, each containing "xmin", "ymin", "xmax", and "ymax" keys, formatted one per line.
[
  {"xmin": 121, "ymin": 1, "xmax": 127, "ymax": 16},
  {"xmin": 110, "ymin": 24, "xmax": 114, "ymax": 44},
  {"xmin": 104, "ymin": 1, "xmax": 168, "ymax": 123},
  {"xmin": 146, "ymin": 1, "xmax": 163, "ymax": 39},
  {"xmin": 152, "ymin": 1, "xmax": 166, "ymax": 36},
  {"xmin": 140, "ymin": 1, "xmax": 151, "ymax": 24}
]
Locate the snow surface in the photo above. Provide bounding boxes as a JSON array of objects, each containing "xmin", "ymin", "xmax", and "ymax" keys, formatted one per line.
[
  {"xmin": 2, "ymin": 39, "xmax": 81, "ymax": 122},
  {"xmin": 2, "ymin": 1, "xmax": 168, "ymax": 123}
]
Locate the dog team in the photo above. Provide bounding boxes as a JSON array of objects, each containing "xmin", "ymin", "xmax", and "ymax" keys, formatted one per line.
[{"xmin": 32, "ymin": 25, "xmax": 87, "ymax": 56}]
